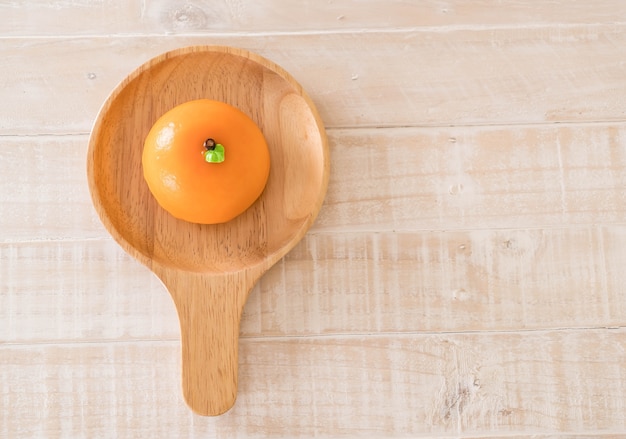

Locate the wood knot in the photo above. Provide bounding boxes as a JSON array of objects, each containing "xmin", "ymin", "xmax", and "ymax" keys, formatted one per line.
[{"xmin": 166, "ymin": 4, "xmax": 207, "ymax": 30}]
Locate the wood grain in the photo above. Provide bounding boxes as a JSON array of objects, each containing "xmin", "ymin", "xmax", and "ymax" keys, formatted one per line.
[
  {"xmin": 318, "ymin": 124, "xmax": 626, "ymax": 231},
  {"xmin": 3, "ymin": 0, "xmax": 625, "ymax": 36},
  {"xmin": 2, "ymin": 329, "xmax": 625, "ymax": 437},
  {"xmin": 0, "ymin": 239, "xmax": 176, "ymax": 343},
  {"xmin": 2, "ymin": 25, "xmax": 626, "ymax": 135},
  {"xmin": 0, "ymin": 136, "xmax": 103, "ymax": 242}
]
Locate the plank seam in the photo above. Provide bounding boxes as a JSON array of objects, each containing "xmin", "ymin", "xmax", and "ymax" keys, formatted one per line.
[
  {"xmin": 2, "ymin": 21, "xmax": 626, "ymax": 39},
  {"xmin": 2, "ymin": 326, "xmax": 625, "ymax": 348},
  {"xmin": 3, "ymin": 118, "xmax": 626, "ymax": 138}
]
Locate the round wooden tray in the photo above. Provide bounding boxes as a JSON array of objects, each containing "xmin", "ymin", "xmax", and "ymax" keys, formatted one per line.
[{"xmin": 87, "ymin": 46, "xmax": 329, "ymax": 416}]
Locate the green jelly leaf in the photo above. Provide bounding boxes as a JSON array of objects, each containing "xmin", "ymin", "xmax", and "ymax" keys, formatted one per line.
[{"xmin": 204, "ymin": 144, "xmax": 225, "ymax": 163}]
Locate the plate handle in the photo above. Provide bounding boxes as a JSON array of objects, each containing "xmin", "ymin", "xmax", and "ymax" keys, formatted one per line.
[{"xmin": 160, "ymin": 269, "xmax": 254, "ymax": 416}]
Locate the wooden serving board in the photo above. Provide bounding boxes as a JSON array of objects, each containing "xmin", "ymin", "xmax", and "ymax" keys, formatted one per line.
[{"xmin": 87, "ymin": 46, "xmax": 329, "ymax": 416}]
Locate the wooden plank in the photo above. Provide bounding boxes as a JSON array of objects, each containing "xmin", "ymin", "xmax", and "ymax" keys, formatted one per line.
[
  {"xmin": 256, "ymin": 225, "xmax": 626, "ymax": 335},
  {"xmin": 2, "ymin": 123, "xmax": 626, "ymax": 242},
  {"xmin": 0, "ymin": 136, "xmax": 104, "ymax": 242},
  {"xmin": 2, "ymin": 329, "xmax": 625, "ymax": 437},
  {"xmin": 2, "ymin": 25, "xmax": 626, "ymax": 134},
  {"xmin": 0, "ymin": 239, "xmax": 178, "ymax": 343},
  {"xmin": 317, "ymin": 124, "xmax": 626, "ymax": 231},
  {"xmin": 2, "ymin": 225, "xmax": 625, "ymax": 343},
  {"xmin": 2, "ymin": 1, "xmax": 625, "ymax": 37}
]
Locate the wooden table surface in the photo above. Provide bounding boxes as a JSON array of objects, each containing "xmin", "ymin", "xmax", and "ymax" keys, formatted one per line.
[{"xmin": 2, "ymin": 1, "xmax": 626, "ymax": 437}]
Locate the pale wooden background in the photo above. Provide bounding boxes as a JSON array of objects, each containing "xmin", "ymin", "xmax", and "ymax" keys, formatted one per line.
[{"xmin": 2, "ymin": 1, "xmax": 626, "ymax": 438}]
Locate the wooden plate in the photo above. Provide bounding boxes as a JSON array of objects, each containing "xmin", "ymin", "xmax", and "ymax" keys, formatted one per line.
[{"xmin": 87, "ymin": 46, "xmax": 329, "ymax": 416}]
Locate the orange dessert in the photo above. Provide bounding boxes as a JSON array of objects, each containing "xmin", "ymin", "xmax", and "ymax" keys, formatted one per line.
[{"xmin": 142, "ymin": 99, "xmax": 270, "ymax": 224}]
